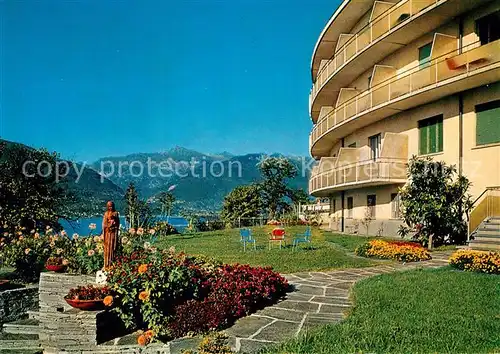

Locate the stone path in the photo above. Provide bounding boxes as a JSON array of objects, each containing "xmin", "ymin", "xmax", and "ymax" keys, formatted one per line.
[{"xmin": 225, "ymin": 251, "xmax": 452, "ymax": 353}]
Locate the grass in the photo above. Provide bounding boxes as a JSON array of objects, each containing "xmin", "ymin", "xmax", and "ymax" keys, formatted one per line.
[
  {"xmin": 264, "ymin": 267, "xmax": 500, "ymax": 353},
  {"xmin": 155, "ymin": 226, "xmax": 378, "ymax": 273}
]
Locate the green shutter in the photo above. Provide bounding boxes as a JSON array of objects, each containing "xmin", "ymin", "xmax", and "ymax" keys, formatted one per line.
[
  {"xmin": 476, "ymin": 100, "xmax": 500, "ymax": 145},
  {"xmin": 429, "ymin": 121, "xmax": 437, "ymax": 153},
  {"xmin": 437, "ymin": 117, "xmax": 443, "ymax": 152},
  {"xmin": 419, "ymin": 121, "xmax": 428, "ymax": 155},
  {"xmin": 419, "ymin": 115, "xmax": 443, "ymax": 154},
  {"xmin": 419, "ymin": 43, "xmax": 432, "ymax": 69}
]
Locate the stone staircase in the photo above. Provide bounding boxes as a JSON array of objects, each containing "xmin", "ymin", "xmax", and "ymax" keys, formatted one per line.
[
  {"xmin": 0, "ymin": 317, "xmax": 42, "ymax": 354},
  {"xmin": 469, "ymin": 217, "xmax": 500, "ymax": 251}
]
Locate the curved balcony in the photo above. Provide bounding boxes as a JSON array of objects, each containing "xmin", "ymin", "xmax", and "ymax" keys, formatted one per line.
[
  {"xmin": 309, "ymin": 132, "xmax": 408, "ymax": 196},
  {"xmin": 309, "ymin": 0, "xmax": 490, "ymax": 121},
  {"xmin": 310, "ymin": 39, "xmax": 500, "ymax": 158}
]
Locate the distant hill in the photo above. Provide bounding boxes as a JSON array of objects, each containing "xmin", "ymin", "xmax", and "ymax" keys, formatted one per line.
[
  {"xmin": 91, "ymin": 147, "xmax": 312, "ymax": 212},
  {"xmin": 0, "ymin": 138, "xmax": 124, "ymax": 216}
]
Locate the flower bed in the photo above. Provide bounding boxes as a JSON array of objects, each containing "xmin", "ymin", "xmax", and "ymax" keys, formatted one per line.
[
  {"xmin": 105, "ymin": 248, "xmax": 289, "ymax": 343},
  {"xmin": 449, "ymin": 250, "xmax": 500, "ymax": 274},
  {"xmin": 0, "ymin": 224, "xmax": 159, "ymax": 281},
  {"xmin": 355, "ymin": 240, "xmax": 431, "ymax": 262}
]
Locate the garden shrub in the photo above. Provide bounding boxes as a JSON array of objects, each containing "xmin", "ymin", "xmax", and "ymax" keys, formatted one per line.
[
  {"xmin": 355, "ymin": 240, "xmax": 431, "ymax": 262},
  {"xmin": 449, "ymin": 250, "xmax": 500, "ymax": 274},
  {"xmin": 183, "ymin": 332, "xmax": 234, "ymax": 354}
]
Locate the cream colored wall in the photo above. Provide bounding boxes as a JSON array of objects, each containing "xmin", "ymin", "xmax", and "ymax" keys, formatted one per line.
[
  {"xmin": 342, "ymin": 95, "xmax": 459, "ymax": 164},
  {"xmin": 462, "ymin": 82, "xmax": 500, "ymax": 198}
]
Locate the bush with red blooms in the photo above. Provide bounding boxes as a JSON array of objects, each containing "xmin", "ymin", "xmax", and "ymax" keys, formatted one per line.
[
  {"xmin": 168, "ymin": 264, "xmax": 288, "ymax": 338},
  {"xmin": 105, "ymin": 248, "xmax": 288, "ymax": 343}
]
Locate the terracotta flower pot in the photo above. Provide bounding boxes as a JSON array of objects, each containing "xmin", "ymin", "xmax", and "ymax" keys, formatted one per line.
[
  {"xmin": 64, "ymin": 298, "xmax": 105, "ymax": 311},
  {"xmin": 45, "ymin": 264, "xmax": 66, "ymax": 272}
]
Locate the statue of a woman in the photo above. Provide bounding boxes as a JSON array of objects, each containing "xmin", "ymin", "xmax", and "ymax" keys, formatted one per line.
[{"xmin": 102, "ymin": 201, "xmax": 120, "ymax": 268}]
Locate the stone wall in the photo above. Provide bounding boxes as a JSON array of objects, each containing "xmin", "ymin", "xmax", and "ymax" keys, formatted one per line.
[
  {"xmin": 0, "ymin": 285, "xmax": 39, "ymax": 324},
  {"xmin": 38, "ymin": 272, "xmax": 126, "ymax": 353}
]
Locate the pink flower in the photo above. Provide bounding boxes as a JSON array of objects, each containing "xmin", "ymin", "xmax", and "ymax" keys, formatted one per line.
[
  {"xmin": 61, "ymin": 230, "xmax": 67, "ymax": 237},
  {"xmin": 89, "ymin": 223, "xmax": 97, "ymax": 230},
  {"xmin": 62, "ymin": 259, "xmax": 69, "ymax": 266},
  {"xmin": 149, "ymin": 229, "xmax": 155, "ymax": 235},
  {"xmin": 137, "ymin": 228, "xmax": 144, "ymax": 236},
  {"xmin": 34, "ymin": 233, "xmax": 40, "ymax": 239},
  {"xmin": 88, "ymin": 249, "xmax": 95, "ymax": 256},
  {"xmin": 129, "ymin": 228, "xmax": 136, "ymax": 235},
  {"xmin": 56, "ymin": 248, "xmax": 63, "ymax": 255}
]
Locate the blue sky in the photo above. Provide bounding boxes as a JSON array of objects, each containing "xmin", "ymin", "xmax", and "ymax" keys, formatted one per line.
[{"xmin": 0, "ymin": 0, "xmax": 339, "ymax": 162}]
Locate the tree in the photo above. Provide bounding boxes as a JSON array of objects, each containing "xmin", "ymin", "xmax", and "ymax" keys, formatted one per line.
[
  {"xmin": 398, "ymin": 156, "xmax": 473, "ymax": 246},
  {"xmin": 124, "ymin": 183, "xmax": 153, "ymax": 229},
  {"xmin": 221, "ymin": 184, "xmax": 263, "ymax": 227},
  {"xmin": 0, "ymin": 141, "xmax": 76, "ymax": 232},
  {"xmin": 258, "ymin": 157, "xmax": 298, "ymax": 219},
  {"xmin": 158, "ymin": 191, "xmax": 175, "ymax": 218}
]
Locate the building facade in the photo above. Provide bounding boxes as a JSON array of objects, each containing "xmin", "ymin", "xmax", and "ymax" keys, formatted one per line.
[{"xmin": 308, "ymin": 0, "xmax": 500, "ymax": 238}]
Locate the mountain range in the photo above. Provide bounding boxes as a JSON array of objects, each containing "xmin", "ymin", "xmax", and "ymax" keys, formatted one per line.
[
  {"xmin": 1, "ymin": 140, "xmax": 312, "ymax": 214},
  {"xmin": 90, "ymin": 146, "xmax": 312, "ymax": 212}
]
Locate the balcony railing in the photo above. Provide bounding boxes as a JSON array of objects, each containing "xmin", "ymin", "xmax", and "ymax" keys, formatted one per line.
[
  {"xmin": 310, "ymin": 0, "xmax": 439, "ymax": 109},
  {"xmin": 310, "ymin": 39, "xmax": 500, "ymax": 154},
  {"xmin": 309, "ymin": 158, "xmax": 408, "ymax": 194}
]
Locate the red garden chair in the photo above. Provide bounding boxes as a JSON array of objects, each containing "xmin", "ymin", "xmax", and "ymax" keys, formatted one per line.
[{"xmin": 269, "ymin": 228, "xmax": 286, "ymax": 249}]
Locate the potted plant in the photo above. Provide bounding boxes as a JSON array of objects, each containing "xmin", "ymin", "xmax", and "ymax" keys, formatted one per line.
[
  {"xmin": 45, "ymin": 256, "xmax": 68, "ymax": 272},
  {"xmin": 64, "ymin": 285, "xmax": 111, "ymax": 311}
]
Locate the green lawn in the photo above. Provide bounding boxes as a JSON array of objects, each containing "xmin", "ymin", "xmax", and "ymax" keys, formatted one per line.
[
  {"xmin": 264, "ymin": 267, "xmax": 500, "ymax": 353},
  {"xmin": 155, "ymin": 226, "xmax": 377, "ymax": 273}
]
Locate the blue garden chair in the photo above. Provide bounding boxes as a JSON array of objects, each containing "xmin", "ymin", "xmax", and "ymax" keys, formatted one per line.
[
  {"xmin": 293, "ymin": 227, "xmax": 312, "ymax": 250},
  {"xmin": 239, "ymin": 228, "xmax": 256, "ymax": 251}
]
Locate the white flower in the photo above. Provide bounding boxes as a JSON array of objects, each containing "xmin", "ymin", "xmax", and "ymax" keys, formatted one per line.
[
  {"xmin": 25, "ymin": 248, "xmax": 31, "ymax": 255},
  {"xmin": 121, "ymin": 237, "xmax": 129, "ymax": 245},
  {"xmin": 143, "ymin": 241, "xmax": 151, "ymax": 250},
  {"xmin": 56, "ymin": 248, "xmax": 63, "ymax": 255},
  {"xmin": 61, "ymin": 230, "xmax": 67, "ymax": 237},
  {"xmin": 89, "ymin": 223, "xmax": 97, "ymax": 230},
  {"xmin": 149, "ymin": 229, "xmax": 156, "ymax": 235},
  {"xmin": 168, "ymin": 246, "xmax": 176, "ymax": 254},
  {"xmin": 72, "ymin": 233, "xmax": 79, "ymax": 240}
]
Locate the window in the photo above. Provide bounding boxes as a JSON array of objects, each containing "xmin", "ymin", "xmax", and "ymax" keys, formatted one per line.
[
  {"xmin": 391, "ymin": 193, "xmax": 401, "ymax": 219},
  {"xmin": 476, "ymin": 11, "xmax": 500, "ymax": 45},
  {"xmin": 330, "ymin": 198, "xmax": 336, "ymax": 214},
  {"xmin": 348, "ymin": 142, "xmax": 357, "ymax": 148},
  {"xmin": 419, "ymin": 115, "xmax": 443, "ymax": 155},
  {"xmin": 367, "ymin": 195, "xmax": 376, "ymax": 219},
  {"xmin": 369, "ymin": 134, "xmax": 381, "ymax": 161},
  {"xmin": 419, "ymin": 42, "xmax": 432, "ymax": 69},
  {"xmin": 347, "ymin": 197, "xmax": 354, "ymax": 218},
  {"xmin": 476, "ymin": 100, "xmax": 500, "ymax": 146}
]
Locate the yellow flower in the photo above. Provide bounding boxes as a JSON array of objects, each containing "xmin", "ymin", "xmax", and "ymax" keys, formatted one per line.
[
  {"xmin": 138, "ymin": 264, "xmax": 148, "ymax": 274},
  {"xmin": 138, "ymin": 291, "xmax": 150, "ymax": 302},
  {"xmin": 103, "ymin": 295, "xmax": 113, "ymax": 307}
]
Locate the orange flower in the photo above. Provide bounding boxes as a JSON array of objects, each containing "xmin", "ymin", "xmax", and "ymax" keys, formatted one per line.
[
  {"xmin": 138, "ymin": 264, "xmax": 148, "ymax": 274},
  {"xmin": 103, "ymin": 295, "xmax": 113, "ymax": 307},
  {"xmin": 144, "ymin": 329, "xmax": 154, "ymax": 339},
  {"xmin": 137, "ymin": 334, "xmax": 147, "ymax": 346},
  {"xmin": 138, "ymin": 290, "xmax": 150, "ymax": 302}
]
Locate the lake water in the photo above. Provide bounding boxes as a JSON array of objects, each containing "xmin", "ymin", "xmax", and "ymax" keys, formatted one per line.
[{"xmin": 59, "ymin": 216, "xmax": 189, "ymax": 236}]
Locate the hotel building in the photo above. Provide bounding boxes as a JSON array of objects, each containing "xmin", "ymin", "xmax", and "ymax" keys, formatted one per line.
[{"xmin": 308, "ymin": 0, "xmax": 500, "ymax": 248}]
